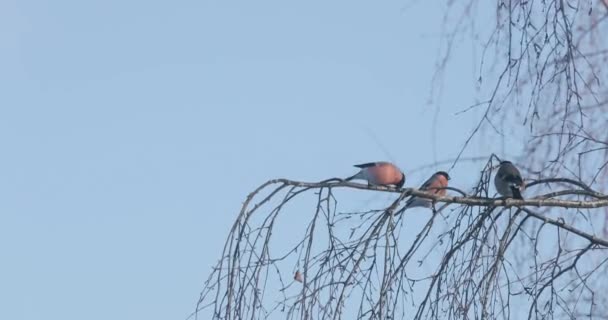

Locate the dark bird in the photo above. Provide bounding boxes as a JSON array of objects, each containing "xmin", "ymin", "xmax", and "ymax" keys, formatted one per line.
[{"xmin": 494, "ymin": 160, "xmax": 525, "ymax": 199}]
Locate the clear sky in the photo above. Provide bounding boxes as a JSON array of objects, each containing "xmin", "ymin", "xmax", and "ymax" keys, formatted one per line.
[{"xmin": 1, "ymin": 1, "xmax": 498, "ymax": 319}]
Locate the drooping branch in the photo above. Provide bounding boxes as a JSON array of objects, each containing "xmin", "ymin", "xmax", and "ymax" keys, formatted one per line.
[{"xmin": 522, "ymin": 207, "xmax": 608, "ymax": 247}]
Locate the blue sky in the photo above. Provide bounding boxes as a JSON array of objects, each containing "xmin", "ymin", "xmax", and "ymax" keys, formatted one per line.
[{"xmin": 0, "ymin": 1, "xmax": 498, "ymax": 319}]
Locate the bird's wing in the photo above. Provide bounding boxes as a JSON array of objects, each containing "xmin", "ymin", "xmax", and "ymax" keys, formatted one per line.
[
  {"xmin": 353, "ymin": 162, "xmax": 379, "ymax": 168},
  {"xmin": 501, "ymin": 172, "xmax": 523, "ymax": 185},
  {"xmin": 418, "ymin": 175, "xmax": 436, "ymax": 191}
]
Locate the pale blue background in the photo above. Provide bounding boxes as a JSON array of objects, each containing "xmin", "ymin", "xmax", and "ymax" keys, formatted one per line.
[{"xmin": 0, "ymin": 1, "xmax": 490, "ymax": 319}]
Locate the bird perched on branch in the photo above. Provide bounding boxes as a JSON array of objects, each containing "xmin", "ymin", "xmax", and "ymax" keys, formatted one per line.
[
  {"xmin": 405, "ymin": 171, "xmax": 450, "ymax": 209},
  {"xmin": 494, "ymin": 160, "xmax": 525, "ymax": 199},
  {"xmin": 294, "ymin": 271, "xmax": 303, "ymax": 283},
  {"xmin": 345, "ymin": 162, "xmax": 405, "ymax": 188}
]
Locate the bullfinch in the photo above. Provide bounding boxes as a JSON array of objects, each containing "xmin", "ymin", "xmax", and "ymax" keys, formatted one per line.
[
  {"xmin": 494, "ymin": 160, "xmax": 525, "ymax": 199},
  {"xmin": 404, "ymin": 171, "xmax": 450, "ymax": 209},
  {"xmin": 294, "ymin": 271, "xmax": 303, "ymax": 283},
  {"xmin": 345, "ymin": 162, "xmax": 405, "ymax": 188}
]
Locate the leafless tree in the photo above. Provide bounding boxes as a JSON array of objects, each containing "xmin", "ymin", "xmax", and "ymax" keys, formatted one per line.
[{"xmin": 192, "ymin": 1, "xmax": 608, "ymax": 319}]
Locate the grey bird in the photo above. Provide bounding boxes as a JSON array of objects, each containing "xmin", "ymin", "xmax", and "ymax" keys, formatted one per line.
[{"xmin": 494, "ymin": 160, "xmax": 524, "ymax": 199}]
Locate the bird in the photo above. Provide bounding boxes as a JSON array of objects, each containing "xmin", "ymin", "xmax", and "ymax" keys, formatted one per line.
[
  {"xmin": 494, "ymin": 160, "xmax": 525, "ymax": 199},
  {"xmin": 345, "ymin": 162, "xmax": 405, "ymax": 188},
  {"xmin": 294, "ymin": 271, "xmax": 303, "ymax": 283},
  {"xmin": 404, "ymin": 171, "xmax": 450, "ymax": 209}
]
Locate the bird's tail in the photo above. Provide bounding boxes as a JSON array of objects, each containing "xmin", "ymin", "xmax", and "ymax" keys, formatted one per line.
[
  {"xmin": 344, "ymin": 174, "xmax": 357, "ymax": 182},
  {"xmin": 344, "ymin": 171, "xmax": 362, "ymax": 182},
  {"xmin": 510, "ymin": 186, "xmax": 523, "ymax": 199},
  {"xmin": 402, "ymin": 197, "xmax": 412, "ymax": 211},
  {"xmin": 404, "ymin": 197, "xmax": 431, "ymax": 210}
]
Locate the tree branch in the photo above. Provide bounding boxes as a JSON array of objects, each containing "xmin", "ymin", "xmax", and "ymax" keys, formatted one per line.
[
  {"xmin": 269, "ymin": 178, "xmax": 608, "ymax": 209},
  {"xmin": 521, "ymin": 208, "xmax": 608, "ymax": 247}
]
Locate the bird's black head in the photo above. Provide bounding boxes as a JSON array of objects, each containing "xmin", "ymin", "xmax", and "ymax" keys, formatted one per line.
[
  {"xmin": 396, "ymin": 172, "xmax": 406, "ymax": 189},
  {"xmin": 436, "ymin": 171, "xmax": 450, "ymax": 180},
  {"xmin": 500, "ymin": 160, "xmax": 512, "ymax": 165}
]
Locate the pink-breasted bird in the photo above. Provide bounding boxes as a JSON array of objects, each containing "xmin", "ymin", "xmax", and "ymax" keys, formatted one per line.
[
  {"xmin": 494, "ymin": 160, "xmax": 525, "ymax": 199},
  {"xmin": 404, "ymin": 171, "xmax": 450, "ymax": 209},
  {"xmin": 345, "ymin": 162, "xmax": 405, "ymax": 188},
  {"xmin": 294, "ymin": 271, "xmax": 303, "ymax": 283}
]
